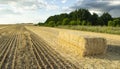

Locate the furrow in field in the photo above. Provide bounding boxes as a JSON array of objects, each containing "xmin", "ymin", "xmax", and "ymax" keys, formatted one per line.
[
  {"xmin": 32, "ymin": 43, "xmax": 45, "ymax": 68},
  {"xmin": 12, "ymin": 32, "xmax": 19, "ymax": 69},
  {"xmin": 14, "ymin": 28, "xmax": 39, "ymax": 69},
  {"xmin": 31, "ymin": 36, "xmax": 63, "ymax": 69},
  {"xmin": 30, "ymin": 32, "xmax": 78, "ymax": 69},
  {"xmin": 32, "ymin": 40, "xmax": 54, "ymax": 69},
  {"xmin": 0, "ymin": 31, "xmax": 16, "ymax": 69},
  {"xmin": 0, "ymin": 30, "xmax": 14, "ymax": 60},
  {"xmin": 4, "ymin": 33, "xmax": 17, "ymax": 69}
]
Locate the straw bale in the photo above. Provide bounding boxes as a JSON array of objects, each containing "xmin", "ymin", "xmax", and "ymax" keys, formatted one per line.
[
  {"xmin": 58, "ymin": 30, "xmax": 107, "ymax": 57},
  {"xmin": 25, "ymin": 26, "xmax": 107, "ymax": 57}
]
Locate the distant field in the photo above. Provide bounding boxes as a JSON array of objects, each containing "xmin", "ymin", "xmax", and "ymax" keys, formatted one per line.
[{"xmin": 56, "ymin": 25, "xmax": 120, "ymax": 35}]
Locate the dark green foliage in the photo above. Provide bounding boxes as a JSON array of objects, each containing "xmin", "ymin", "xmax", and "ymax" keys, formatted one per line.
[
  {"xmin": 108, "ymin": 21, "xmax": 114, "ymax": 26},
  {"xmin": 82, "ymin": 20, "xmax": 86, "ymax": 26},
  {"xmin": 97, "ymin": 17, "xmax": 104, "ymax": 26},
  {"xmin": 90, "ymin": 13, "xmax": 99, "ymax": 25},
  {"xmin": 87, "ymin": 22, "xmax": 92, "ymax": 26},
  {"xmin": 37, "ymin": 22, "xmax": 45, "ymax": 26},
  {"xmin": 108, "ymin": 19, "xmax": 120, "ymax": 27},
  {"xmin": 77, "ymin": 9, "xmax": 91, "ymax": 21},
  {"xmin": 113, "ymin": 19, "xmax": 120, "ymax": 27},
  {"xmin": 62, "ymin": 18, "xmax": 70, "ymax": 25},
  {"xmin": 43, "ymin": 9, "xmax": 94, "ymax": 26},
  {"xmin": 56, "ymin": 21, "xmax": 61, "ymax": 26},
  {"xmin": 77, "ymin": 20, "xmax": 82, "ymax": 25},
  {"xmin": 47, "ymin": 21, "xmax": 56, "ymax": 27},
  {"xmin": 69, "ymin": 10, "xmax": 78, "ymax": 20},
  {"xmin": 45, "ymin": 15, "xmax": 59, "ymax": 24},
  {"xmin": 70, "ymin": 20, "xmax": 77, "ymax": 25},
  {"xmin": 100, "ymin": 12, "xmax": 112, "ymax": 26},
  {"xmin": 38, "ymin": 8, "xmax": 119, "ymax": 27},
  {"xmin": 59, "ymin": 13, "xmax": 68, "ymax": 21}
]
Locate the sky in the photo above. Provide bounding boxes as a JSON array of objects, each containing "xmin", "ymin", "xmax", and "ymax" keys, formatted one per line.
[{"xmin": 0, "ymin": 0, "xmax": 120, "ymax": 24}]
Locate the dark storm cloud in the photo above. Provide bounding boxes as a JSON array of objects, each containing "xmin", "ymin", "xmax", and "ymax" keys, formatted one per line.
[{"xmin": 69, "ymin": 0, "xmax": 120, "ymax": 16}]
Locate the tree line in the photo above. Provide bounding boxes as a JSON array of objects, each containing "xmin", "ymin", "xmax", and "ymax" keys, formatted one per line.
[{"xmin": 38, "ymin": 9, "xmax": 120, "ymax": 27}]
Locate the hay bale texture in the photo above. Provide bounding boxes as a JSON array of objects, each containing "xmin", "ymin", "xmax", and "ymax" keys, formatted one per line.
[{"xmin": 58, "ymin": 30, "xmax": 107, "ymax": 57}]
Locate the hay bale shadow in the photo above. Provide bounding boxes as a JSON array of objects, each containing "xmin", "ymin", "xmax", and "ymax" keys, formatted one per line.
[
  {"xmin": 88, "ymin": 44, "xmax": 120, "ymax": 61},
  {"xmin": 107, "ymin": 45, "xmax": 120, "ymax": 54}
]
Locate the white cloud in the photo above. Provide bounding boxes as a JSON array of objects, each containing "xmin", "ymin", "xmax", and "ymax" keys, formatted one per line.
[
  {"xmin": 0, "ymin": 0, "xmax": 60, "ymax": 23},
  {"xmin": 0, "ymin": 0, "xmax": 37, "ymax": 14},
  {"xmin": 36, "ymin": 0, "xmax": 59, "ymax": 10},
  {"xmin": 62, "ymin": 7, "xmax": 73, "ymax": 13},
  {"xmin": 108, "ymin": 1, "xmax": 120, "ymax": 6},
  {"xmin": 0, "ymin": 0, "xmax": 59, "ymax": 14},
  {"xmin": 61, "ymin": 0, "xmax": 67, "ymax": 3},
  {"xmin": 89, "ymin": 9, "xmax": 103, "ymax": 15},
  {"xmin": 0, "ymin": 4, "xmax": 18, "ymax": 15}
]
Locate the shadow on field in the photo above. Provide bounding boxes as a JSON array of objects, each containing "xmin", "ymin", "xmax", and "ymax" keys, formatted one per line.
[
  {"xmin": 90, "ymin": 44, "xmax": 120, "ymax": 61},
  {"xmin": 107, "ymin": 45, "xmax": 120, "ymax": 55}
]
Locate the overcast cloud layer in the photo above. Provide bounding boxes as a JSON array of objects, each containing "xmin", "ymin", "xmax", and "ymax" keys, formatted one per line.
[{"xmin": 0, "ymin": 0, "xmax": 120, "ymax": 24}]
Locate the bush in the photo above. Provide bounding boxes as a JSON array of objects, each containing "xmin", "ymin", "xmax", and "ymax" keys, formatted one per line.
[
  {"xmin": 56, "ymin": 21, "xmax": 61, "ymax": 26},
  {"xmin": 82, "ymin": 21, "xmax": 87, "ymax": 26},
  {"xmin": 70, "ymin": 20, "xmax": 77, "ymax": 25},
  {"xmin": 108, "ymin": 21, "xmax": 114, "ymax": 27},
  {"xmin": 62, "ymin": 18, "xmax": 70, "ymax": 25},
  {"xmin": 47, "ymin": 21, "xmax": 55, "ymax": 27},
  {"xmin": 77, "ymin": 20, "xmax": 82, "ymax": 25},
  {"xmin": 87, "ymin": 22, "xmax": 91, "ymax": 26},
  {"xmin": 108, "ymin": 19, "xmax": 120, "ymax": 27},
  {"xmin": 113, "ymin": 19, "xmax": 120, "ymax": 27}
]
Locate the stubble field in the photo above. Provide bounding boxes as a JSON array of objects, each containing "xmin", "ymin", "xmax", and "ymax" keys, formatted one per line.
[
  {"xmin": 0, "ymin": 25, "xmax": 78, "ymax": 69},
  {"xmin": 0, "ymin": 25, "xmax": 120, "ymax": 69}
]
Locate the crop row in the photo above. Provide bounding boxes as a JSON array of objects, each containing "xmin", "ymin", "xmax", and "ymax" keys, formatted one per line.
[{"xmin": 30, "ymin": 32, "xmax": 78, "ymax": 69}]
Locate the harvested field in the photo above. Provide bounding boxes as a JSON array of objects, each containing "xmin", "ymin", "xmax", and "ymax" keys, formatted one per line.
[
  {"xmin": 0, "ymin": 25, "xmax": 78, "ymax": 69},
  {"xmin": 26, "ymin": 26, "xmax": 120, "ymax": 69},
  {"xmin": 0, "ymin": 25, "xmax": 120, "ymax": 69}
]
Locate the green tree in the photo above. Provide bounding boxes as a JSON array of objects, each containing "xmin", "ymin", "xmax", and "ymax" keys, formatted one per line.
[
  {"xmin": 62, "ymin": 18, "xmax": 70, "ymax": 25},
  {"xmin": 108, "ymin": 21, "xmax": 114, "ymax": 26},
  {"xmin": 56, "ymin": 21, "xmax": 61, "ymax": 26},
  {"xmin": 59, "ymin": 13, "xmax": 68, "ymax": 21},
  {"xmin": 77, "ymin": 9, "xmax": 91, "ymax": 21},
  {"xmin": 77, "ymin": 20, "xmax": 82, "ymax": 25},
  {"xmin": 45, "ymin": 15, "xmax": 60, "ymax": 24},
  {"xmin": 87, "ymin": 22, "xmax": 91, "ymax": 26},
  {"xmin": 97, "ymin": 17, "xmax": 104, "ymax": 26},
  {"xmin": 70, "ymin": 20, "xmax": 77, "ymax": 25},
  {"xmin": 90, "ymin": 13, "xmax": 99, "ymax": 25},
  {"xmin": 38, "ymin": 22, "xmax": 44, "ymax": 26},
  {"xmin": 100, "ymin": 12, "xmax": 112, "ymax": 26},
  {"xmin": 47, "ymin": 21, "xmax": 55, "ymax": 27},
  {"xmin": 69, "ymin": 10, "xmax": 78, "ymax": 20},
  {"xmin": 82, "ymin": 20, "xmax": 87, "ymax": 26},
  {"xmin": 113, "ymin": 19, "xmax": 120, "ymax": 27},
  {"xmin": 44, "ymin": 8, "xmax": 114, "ymax": 27}
]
